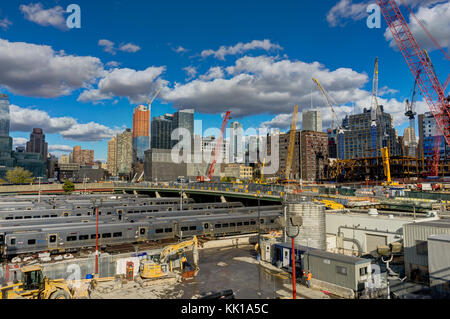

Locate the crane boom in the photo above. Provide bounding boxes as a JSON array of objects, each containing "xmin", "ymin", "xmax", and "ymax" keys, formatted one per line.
[
  {"xmin": 285, "ymin": 105, "xmax": 298, "ymax": 180},
  {"xmin": 370, "ymin": 57, "xmax": 379, "ymax": 158},
  {"xmin": 377, "ymin": 0, "xmax": 450, "ymax": 147},
  {"xmin": 312, "ymin": 78, "xmax": 341, "ymax": 131},
  {"xmin": 207, "ymin": 111, "xmax": 232, "ymax": 180}
]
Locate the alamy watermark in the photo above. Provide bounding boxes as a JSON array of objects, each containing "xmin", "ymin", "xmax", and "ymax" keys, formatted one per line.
[
  {"xmin": 367, "ymin": 3, "xmax": 381, "ymax": 29},
  {"xmin": 66, "ymin": 4, "xmax": 81, "ymax": 29}
]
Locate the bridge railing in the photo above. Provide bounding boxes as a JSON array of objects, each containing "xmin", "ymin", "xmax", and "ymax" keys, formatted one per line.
[{"xmin": 113, "ymin": 181, "xmax": 287, "ymax": 197}]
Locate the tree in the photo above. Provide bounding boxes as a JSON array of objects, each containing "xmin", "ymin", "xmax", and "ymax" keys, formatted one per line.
[
  {"xmin": 6, "ymin": 167, "xmax": 34, "ymax": 184},
  {"xmin": 63, "ymin": 180, "xmax": 75, "ymax": 194}
]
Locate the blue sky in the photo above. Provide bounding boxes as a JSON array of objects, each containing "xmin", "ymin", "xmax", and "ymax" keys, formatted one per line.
[{"xmin": 0, "ymin": 0, "xmax": 448, "ymax": 161}]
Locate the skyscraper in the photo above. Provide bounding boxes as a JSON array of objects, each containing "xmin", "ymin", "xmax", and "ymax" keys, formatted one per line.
[
  {"xmin": 59, "ymin": 154, "xmax": 69, "ymax": 164},
  {"xmin": 0, "ymin": 94, "xmax": 10, "ymax": 137},
  {"xmin": 172, "ymin": 109, "xmax": 194, "ymax": 148},
  {"xmin": 132, "ymin": 105, "xmax": 150, "ymax": 162},
  {"xmin": 151, "ymin": 114, "xmax": 173, "ymax": 149},
  {"xmin": 229, "ymin": 121, "xmax": 244, "ymax": 163},
  {"xmin": 116, "ymin": 129, "xmax": 133, "ymax": 176},
  {"xmin": 302, "ymin": 110, "xmax": 322, "ymax": 132},
  {"xmin": 26, "ymin": 128, "xmax": 48, "ymax": 162},
  {"xmin": 107, "ymin": 136, "xmax": 117, "ymax": 176}
]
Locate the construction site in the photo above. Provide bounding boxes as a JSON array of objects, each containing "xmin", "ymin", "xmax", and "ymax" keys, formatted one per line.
[{"xmin": 0, "ymin": 0, "xmax": 449, "ymax": 302}]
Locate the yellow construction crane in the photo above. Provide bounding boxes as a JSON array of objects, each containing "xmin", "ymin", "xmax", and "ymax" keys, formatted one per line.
[
  {"xmin": 381, "ymin": 147, "xmax": 399, "ymax": 186},
  {"xmin": 281, "ymin": 105, "xmax": 299, "ymax": 184},
  {"xmin": 140, "ymin": 236, "xmax": 199, "ymax": 279}
]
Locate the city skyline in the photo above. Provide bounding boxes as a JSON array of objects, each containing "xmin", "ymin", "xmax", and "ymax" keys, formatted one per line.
[{"xmin": 0, "ymin": 1, "xmax": 448, "ymax": 161}]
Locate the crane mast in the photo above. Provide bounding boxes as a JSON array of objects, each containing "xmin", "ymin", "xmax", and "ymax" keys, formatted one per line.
[
  {"xmin": 285, "ymin": 105, "xmax": 299, "ymax": 181},
  {"xmin": 370, "ymin": 57, "xmax": 379, "ymax": 158},
  {"xmin": 206, "ymin": 111, "xmax": 232, "ymax": 180}
]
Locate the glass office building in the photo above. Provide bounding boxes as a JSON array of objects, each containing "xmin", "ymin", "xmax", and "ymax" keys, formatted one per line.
[
  {"xmin": 172, "ymin": 109, "xmax": 194, "ymax": 148},
  {"xmin": 0, "ymin": 94, "xmax": 10, "ymax": 137},
  {"xmin": 151, "ymin": 114, "xmax": 173, "ymax": 149}
]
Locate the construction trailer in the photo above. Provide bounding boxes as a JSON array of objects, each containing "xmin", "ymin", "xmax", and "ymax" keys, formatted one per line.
[
  {"xmin": 427, "ymin": 234, "xmax": 450, "ymax": 298},
  {"xmin": 271, "ymin": 242, "xmax": 372, "ymax": 293},
  {"xmin": 403, "ymin": 219, "xmax": 450, "ymax": 282}
]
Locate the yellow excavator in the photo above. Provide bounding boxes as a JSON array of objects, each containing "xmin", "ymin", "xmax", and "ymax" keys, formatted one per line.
[
  {"xmin": 140, "ymin": 236, "xmax": 199, "ymax": 279},
  {"xmin": 313, "ymin": 198, "xmax": 345, "ymax": 210},
  {"xmin": 0, "ymin": 265, "xmax": 96, "ymax": 299},
  {"xmin": 381, "ymin": 147, "xmax": 399, "ymax": 186}
]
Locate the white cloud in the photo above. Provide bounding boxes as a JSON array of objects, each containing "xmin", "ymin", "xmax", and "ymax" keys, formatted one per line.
[
  {"xmin": 183, "ymin": 66, "xmax": 197, "ymax": 80},
  {"xmin": 10, "ymin": 104, "xmax": 119, "ymax": 142},
  {"xmin": 119, "ymin": 43, "xmax": 141, "ymax": 53},
  {"xmin": 105, "ymin": 61, "xmax": 121, "ymax": 68},
  {"xmin": 199, "ymin": 67, "xmax": 224, "ymax": 81},
  {"xmin": 48, "ymin": 145, "xmax": 73, "ymax": 152},
  {"xmin": 99, "ymin": 40, "xmax": 141, "ymax": 54},
  {"xmin": 78, "ymin": 66, "xmax": 166, "ymax": 104},
  {"xmin": 201, "ymin": 39, "xmax": 283, "ymax": 60},
  {"xmin": 162, "ymin": 55, "xmax": 369, "ymax": 118},
  {"xmin": 98, "ymin": 39, "xmax": 116, "ymax": 55},
  {"xmin": 0, "ymin": 18, "xmax": 12, "ymax": 30},
  {"xmin": 19, "ymin": 3, "xmax": 67, "ymax": 30},
  {"xmin": 0, "ymin": 38, "xmax": 104, "ymax": 98},
  {"xmin": 326, "ymin": 0, "xmax": 368, "ymax": 27},
  {"xmin": 13, "ymin": 137, "xmax": 28, "ymax": 148},
  {"xmin": 173, "ymin": 45, "xmax": 188, "ymax": 53}
]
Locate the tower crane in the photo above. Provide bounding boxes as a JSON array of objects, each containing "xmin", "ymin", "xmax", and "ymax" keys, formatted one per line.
[
  {"xmin": 404, "ymin": 70, "xmax": 420, "ymax": 157},
  {"xmin": 377, "ymin": 0, "xmax": 450, "ymax": 178},
  {"xmin": 370, "ymin": 57, "xmax": 380, "ymax": 158},
  {"xmin": 312, "ymin": 78, "xmax": 342, "ymax": 133},
  {"xmin": 197, "ymin": 111, "xmax": 232, "ymax": 182},
  {"xmin": 283, "ymin": 105, "xmax": 299, "ymax": 183},
  {"xmin": 313, "ymin": 78, "xmax": 345, "ymax": 159}
]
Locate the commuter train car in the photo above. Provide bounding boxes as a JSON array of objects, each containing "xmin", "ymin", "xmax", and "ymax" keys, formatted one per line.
[
  {"xmin": 0, "ymin": 210, "xmax": 282, "ymax": 257},
  {"xmin": 0, "ymin": 201, "xmax": 252, "ymax": 220},
  {"xmin": 0, "ymin": 205, "xmax": 282, "ymax": 228}
]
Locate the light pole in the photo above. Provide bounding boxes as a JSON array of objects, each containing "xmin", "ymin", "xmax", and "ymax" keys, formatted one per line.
[
  {"xmin": 92, "ymin": 198, "xmax": 103, "ymax": 276},
  {"xmin": 37, "ymin": 177, "xmax": 43, "ymax": 204},
  {"xmin": 284, "ymin": 213, "xmax": 302, "ymax": 300}
]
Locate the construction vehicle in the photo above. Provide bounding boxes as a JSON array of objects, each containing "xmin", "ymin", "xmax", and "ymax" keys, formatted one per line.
[
  {"xmin": 0, "ymin": 265, "xmax": 96, "ymax": 299},
  {"xmin": 381, "ymin": 147, "xmax": 400, "ymax": 187},
  {"xmin": 139, "ymin": 236, "xmax": 199, "ymax": 280},
  {"xmin": 313, "ymin": 198, "xmax": 345, "ymax": 210},
  {"xmin": 197, "ymin": 111, "xmax": 232, "ymax": 182}
]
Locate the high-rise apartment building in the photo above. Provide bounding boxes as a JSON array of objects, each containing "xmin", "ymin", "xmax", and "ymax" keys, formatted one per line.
[
  {"xmin": 71, "ymin": 146, "xmax": 94, "ymax": 165},
  {"xmin": 302, "ymin": 110, "xmax": 322, "ymax": 132},
  {"xmin": 132, "ymin": 105, "xmax": 150, "ymax": 162},
  {"xmin": 340, "ymin": 107, "xmax": 401, "ymax": 159},
  {"xmin": 107, "ymin": 136, "xmax": 117, "ymax": 176},
  {"xmin": 116, "ymin": 129, "xmax": 133, "ymax": 176},
  {"xmin": 403, "ymin": 126, "xmax": 417, "ymax": 157},
  {"xmin": 26, "ymin": 128, "xmax": 48, "ymax": 162},
  {"xmin": 151, "ymin": 114, "xmax": 173, "ymax": 149},
  {"xmin": 0, "ymin": 94, "xmax": 10, "ymax": 137}
]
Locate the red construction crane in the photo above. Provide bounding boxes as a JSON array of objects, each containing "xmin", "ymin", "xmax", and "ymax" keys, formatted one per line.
[
  {"xmin": 376, "ymin": 0, "xmax": 450, "ymax": 177},
  {"xmin": 196, "ymin": 111, "xmax": 232, "ymax": 182}
]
